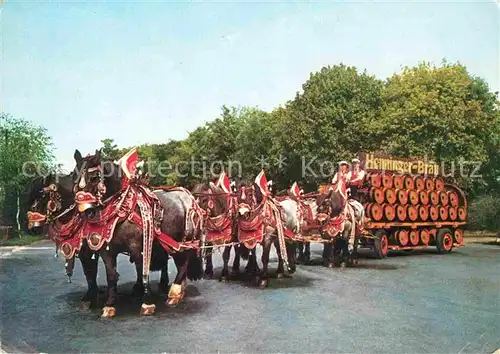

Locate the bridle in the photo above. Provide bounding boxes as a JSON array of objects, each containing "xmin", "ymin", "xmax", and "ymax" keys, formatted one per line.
[{"xmin": 74, "ymin": 159, "xmax": 107, "ymax": 205}]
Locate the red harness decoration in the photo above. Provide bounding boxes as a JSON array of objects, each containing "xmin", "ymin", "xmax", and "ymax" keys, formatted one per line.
[
  {"xmin": 321, "ymin": 202, "xmax": 354, "ymax": 238},
  {"xmin": 205, "ymin": 214, "xmax": 233, "ymax": 245},
  {"xmin": 48, "ymin": 211, "xmax": 85, "ymax": 259}
]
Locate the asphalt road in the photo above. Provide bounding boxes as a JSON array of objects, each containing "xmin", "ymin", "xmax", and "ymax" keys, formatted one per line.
[{"xmin": 1, "ymin": 241, "xmax": 499, "ymax": 354}]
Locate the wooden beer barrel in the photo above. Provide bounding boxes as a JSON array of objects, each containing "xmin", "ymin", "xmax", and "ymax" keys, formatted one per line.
[
  {"xmin": 382, "ymin": 173, "xmax": 393, "ymax": 188},
  {"xmin": 395, "ymin": 229, "xmax": 409, "ymax": 246},
  {"xmin": 429, "ymin": 191, "xmax": 440, "ymax": 205},
  {"xmin": 397, "ymin": 189, "xmax": 408, "ymax": 205},
  {"xmin": 435, "ymin": 177, "xmax": 445, "ymax": 191},
  {"xmin": 384, "ymin": 204, "xmax": 396, "ymax": 221},
  {"xmin": 448, "ymin": 191, "xmax": 459, "ymax": 207},
  {"xmin": 420, "ymin": 229, "xmax": 430, "ymax": 245},
  {"xmin": 370, "ymin": 203, "xmax": 384, "ymax": 221},
  {"xmin": 394, "ymin": 175, "xmax": 404, "ymax": 189},
  {"xmin": 439, "ymin": 206, "xmax": 448, "ymax": 220},
  {"xmin": 419, "ymin": 205, "xmax": 429, "ymax": 221},
  {"xmin": 396, "ymin": 205, "xmax": 407, "ymax": 221},
  {"xmin": 404, "ymin": 175, "xmax": 415, "ymax": 189},
  {"xmin": 371, "ymin": 188, "xmax": 385, "ymax": 204},
  {"xmin": 370, "ymin": 173, "xmax": 382, "ymax": 188},
  {"xmin": 408, "ymin": 205, "xmax": 418, "ymax": 221},
  {"xmin": 414, "ymin": 176, "xmax": 425, "ymax": 191},
  {"xmin": 419, "ymin": 190, "xmax": 429, "ymax": 205},
  {"xmin": 408, "ymin": 190, "xmax": 419, "ymax": 205},
  {"xmin": 409, "ymin": 230, "xmax": 419, "ymax": 246},
  {"xmin": 449, "ymin": 207, "xmax": 458, "ymax": 221},
  {"xmin": 385, "ymin": 188, "xmax": 397, "ymax": 204},
  {"xmin": 429, "ymin": 206, "xmax": 439, "ymax": 221},
  {"xmin": 457, "ymin": 207, "xmax": 467, "ymax": 221},
  {"xmin": 439, "ymin": 191, "xmax": 449, "ymax": 206},
  {"xmin": 425, "ymin": 178, "xmax": 435, "ymax": 191}
]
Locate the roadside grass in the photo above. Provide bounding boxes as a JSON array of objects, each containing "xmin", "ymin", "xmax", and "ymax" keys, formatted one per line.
[{"xmin": 0, "ymin": 234, "xmax": 44, "ymax": 247}]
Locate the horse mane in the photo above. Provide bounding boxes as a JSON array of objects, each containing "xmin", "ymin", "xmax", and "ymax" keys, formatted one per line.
[{"xmin": 25, "ymin": 175, "xmax": 46, "ymax": 207}]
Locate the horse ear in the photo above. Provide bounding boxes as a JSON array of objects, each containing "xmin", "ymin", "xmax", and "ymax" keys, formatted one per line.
[
  {"xmin": 92, "ymin": 149, "xmax": 102, "ymax": 164},
  {"xmin": 74, "ymin": 149, "xmax": 83, "ymax": 163}
]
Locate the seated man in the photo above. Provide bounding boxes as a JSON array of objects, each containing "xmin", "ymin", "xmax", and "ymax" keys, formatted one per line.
[
  {"xmin": 346, "ymin": 158, "xmax": 365, "ymax": 201},
  {"xmin": 330, "ymin": 161, "xmax": 350, "ymax": 201}
]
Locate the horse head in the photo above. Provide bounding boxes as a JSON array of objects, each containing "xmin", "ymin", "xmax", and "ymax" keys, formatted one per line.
[
  {"xmin": 193, "ymin": 181, "xmax": 229, "ymax": 218},
  {"xmin": 73, "ymin": 149, "xmax": 122, "ymax": 213},
  {"xmin": 235, "ymin": 179, "xmax": 263, "ymax": 219},
  {"xmin": 315, "ymin": 188, "xmax": 344, "ymax": 225},
  {"xmin": 26, "ymin": 172, "xmax": 74, "ymax": 230}
]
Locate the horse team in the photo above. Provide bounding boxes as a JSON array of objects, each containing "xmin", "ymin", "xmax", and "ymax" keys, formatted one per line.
[{"xmin": 26, "ymin": 148, "xmax": 365, "ymax": 318}]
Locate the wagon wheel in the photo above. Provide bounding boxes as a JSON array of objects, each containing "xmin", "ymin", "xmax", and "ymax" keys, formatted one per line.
[
  {"xmin": 370, "ymin": 173, "xmax": 382, "ymax": 188},
  {"xmin": 397, "ymin": 189, "xmax": 408, "ymax": 205},
  {"xmin": 396, "ymin": 205, "xmax": 407, "ymax": 221},
  {"xmin": 370, "ymin": 204, "xmax": 384, "ymax": 221},
  {"xmin": 454, "ymin": 229, "xmax": 464, "ymax": 244},
  {"xmin": 414, "ymin": 176, "xmax": 425, "ymax": 191},
  {"xmin": 385, "ymin": 188, "xmax": 397, "ymax": 204},
  {"xmin": 448, "ymin": 192, "xmax": 459, "ymax": 207},
  {"xmin": 373, "ymin": 229, "xmax": 389, "ymax": 259},
  {"xmin": 448, "ymin": 207, "xmax": 458, "ymax": 221},
  {"xmin": 434, "ymin": 177, "xmax": 445, "ymax": 191},
  {"xmin": 420, "ymin": 229, "xmax": 430, "ymax": 245},
  {"xmin": 439, "ymin": 206, "xmax": 448, "ymax": 221},
  {"xmin": 408, "ymin": 190, "xmax": 419, "ymax": 205},
  {"xmin": 429, "ymin": 191, "xmax": 440, "ymax": 205},
  {"xmin": 419, "ymin": 190, "xmax": 429, "ymax": 205},
  {"xmin": 425, "ymin": 178, "xmax": 435, "ymax": 191},
  {"xmin": 457, "ymin": 207, "xmax": 467, "ymax": 221},
  {"xmin": 382, "ymin": 173, "xmax": 394, "ymax": 189},
  {"xmin": 394, "ymin": 175, "xmax": 404, "ymax": 189},
  {"xmin": 439, "ymin": 191, "xmax": 449, "ymax": 206},
  {"xmin": 436, "ymin": 228, "xmax": 453, "ymax": 253},
  {"xmin": 408, "ymin": 205, "xmax": 418, "ymax": 221},
  {"xmin": 429, "ymin": 206, "xmax": 439, "ymax": 221},
  {"xmin": 383, "ymin": 204, "xmax": 396, "ymax": 221},
  {"xmin": 419, "ymin": 205, "xmax": 429, "ymax": 221},
  {"xmin": 404, "ymin": 175, "xmax": 415, "ymax": 189},
  {"xmin": 409, "ymin": 230, "xmax": 419, "ymax": 246},
  {"xmin": 395, "ymin": 229, "xmax": 409, "ymax": 246},
  {"xmin": 370, "ymin": 188, "xmax": 385, "ymax": 204},
  {"xmin": 428, "ymin": 229, "xmax": 437, "ymax": 242}
]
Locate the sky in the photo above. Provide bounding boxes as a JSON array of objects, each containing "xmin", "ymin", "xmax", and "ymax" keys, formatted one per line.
[{"xmin": 2, "ymin": 0, "xmax": 499, "ymax": 170}]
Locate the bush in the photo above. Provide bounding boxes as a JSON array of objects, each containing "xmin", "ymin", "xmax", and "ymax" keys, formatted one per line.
[{"xmin": 467, "ymin": 195, "xmax": 500, "ymax": 231}]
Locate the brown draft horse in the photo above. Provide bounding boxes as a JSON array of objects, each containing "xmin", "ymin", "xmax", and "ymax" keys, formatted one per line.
[
  {"xmin": 235, "ymin": 179, "xmax": 297, "ymax": 288},
  {"xmin": 191, "ymin": 181, "xmax": 250, "ymax": 282},
  {"xmin": 315, "ymin": 188, "xmax": 359, "ymax": 268},
  {"xmin": 72, "ymin": 150, "xmax": 203, "ymax": 317}
]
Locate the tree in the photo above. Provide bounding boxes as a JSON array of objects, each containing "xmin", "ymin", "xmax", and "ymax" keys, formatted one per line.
[
  {"xmin": 375, "ymin": 61, "xmax": 500, "ymax": 193},
  {"xmin": 273, "ymin": 64, "xmax": 383, "ymax": 187},
  {"xmin": 0, "ymin": 113, "xmax": 54, "ymax": 236},
  {"xmin": 101, "ymin": 138, "xmax": 121, "ymax": 161}
]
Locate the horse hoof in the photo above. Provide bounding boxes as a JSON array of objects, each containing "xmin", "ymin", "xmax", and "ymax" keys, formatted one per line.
[
  {"xmin": 80, "ymin": 301, "xmax": 92, "ymax": 311},
  {"xmin": 166, "ymin": 295, "xmax": 184, "ymax": 307},
  {"xmin": 140, "ymin": 303, "xmax": 156, "ymax": 316},
  {"xmin": 327, "ymin": 263, "xmax": 335, "ymax": 268},
  {"xmin": 259, "ymin": 279, "xmax": 268, "ymax": 289},
  {"xmin": 101, "ymin": 306, "xmax": 116, "ymax": 318},
  {"xmin": 276, "ymin": 273, "xmax": 285, "ymax": 280},
  {"xmin": 340, "ymin": 263, "xmax": 346, "ymax": 270},
  {"xmin": 219, "ymin": 276, "xmax": 229, "ymax": 283}
]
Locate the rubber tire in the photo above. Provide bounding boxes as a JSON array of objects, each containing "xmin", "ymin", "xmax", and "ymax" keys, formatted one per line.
[
  {"xmin": 436, "ymin": 228, "xmax": 453, "ymax": 254},
  {"xmin": 373, "ymin": 230, "xmax": 389, "ymax": 259}
]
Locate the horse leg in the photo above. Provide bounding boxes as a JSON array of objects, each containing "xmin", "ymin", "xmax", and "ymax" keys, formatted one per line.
[
  {"xmin": 79, "ymin": 246, "xmax": 99, "ymax": 310},
  {"xmin": 100, "ymin": 250, "xmax": 119, "ymax": 318},
  {"xmin": 220, "ymin": 245, "xmax": 232, "ymax": 282},
  {"xmin": 133, "ymin": 262, "xmax": 145, "ymax": 297},
  {"xmin": 258, "ymin": 237, "xmax": 272, "ymax": 288},
  {"xmin": 159, "ymin": 262, "xmax": 170, "ymax": 294},
  {"xmin": 167, "ymin": 252, "xmax": 189, "ymax": 307},
  {"xmin": 304, "ymin": 242, "xmax": 311, "ymax": 264},
  {"xmin": 231, "ymin": 245, "xmax": 241, "ymax": 275},
  {"xmin": 204, "ymin": 247, "xmax": 214, "ymax": 279},
  {"xmin": 273, "ymin": 237, "xmax": 285, "ymax": 279}
]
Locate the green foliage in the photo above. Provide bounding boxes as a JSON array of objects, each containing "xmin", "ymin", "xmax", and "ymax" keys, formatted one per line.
[{"xmin": 467, "ymin": 195, "xmax": 500, "ymax": 231}]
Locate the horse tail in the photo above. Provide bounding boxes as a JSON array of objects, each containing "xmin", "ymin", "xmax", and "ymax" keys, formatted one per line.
[{"xmin": 187, "ymin": 249, "xmax": 203, "ymax": 281}]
